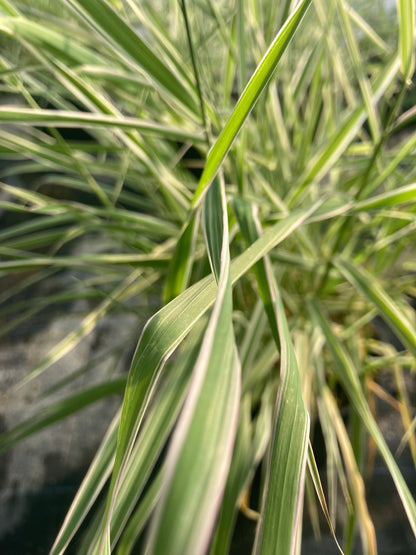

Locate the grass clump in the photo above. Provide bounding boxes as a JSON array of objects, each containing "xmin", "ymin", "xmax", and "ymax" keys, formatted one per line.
[{"xmin": 0, "ymin": 0, "xmax": 415, "ymax": 553}]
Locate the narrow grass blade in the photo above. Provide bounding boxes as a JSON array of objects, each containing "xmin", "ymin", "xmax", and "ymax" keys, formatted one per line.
[
  {"xmin": 12, "ymin": 269, "xmax": 151, "ymax": 388},
  {"xmin": 397, "ymin": 0, "xmax": 415, "ymax": 79},
  {"xmin": 255, "ymin": 284, "xmax": 309, "ymax": 555},
  {"xmin": 0, "ymin": 181, "xmax": 178, "ymax": 239},
  {"xmin": 354, "ymin": 183, "xmax": 416, "ymax": 211},
  {"xmin": 323, "ymin": 388, "xmax": 377, "ymax": 555},
  {"xmin": 0, "ymin": 255, "xmax": 169, "ymax": 272},
  {"xmin": 210, "ymin": 394, "xmax": 272, "ymax": 555},
  {"xmin": 307, "ymin": 442, "xmax": 344, "ymax": 554},
  {"xmin": 345, "ymin": 4, "xmax": 389, "ymax": 53},
  {"xmin": 0, "ymin": 378, "xmax": 125, "ymax": 453},
  {"xmin": 308, "ymin": 299, "xmax": 416, "ymax": 537},
  {"xmin": 335, "ymin": 257, "xmax": 416, "ymax": 358},
  {"xmin": 163, "ymin": 211, "xmax": 199, "ymax": 304},
  {"xmin": 0, "ymin": 106, "xmax": 203, "ymax": 142},
  {"xmin": 337, "ymin": 0, "xmax": 381, "ymax": 141},
  {"xmin": 191, "ymin": 0, "xmax": 312, "ymax": 207},
  {"xmin": 0, "ymin": 16, "xmax": 104, "ymax": 65},
  {"xmin": 50, "ymin": 411, "xmax": 120, "ymax": 555},
  {"xmin": 116, "ymin": 471, "xmax": 163, "ymax": 555},
  {"xmin": 233, "ymin": 199, "xmax": 309, "ymax": 555},
  {"xmin": 113, "ymin": 331, "xmax": 204, "ymax": 543},
  {"xmin": 361, "ymin": 132, "xmax": 416, "ymax": 197},
  {"xmin": 288, "ymin": 55, "xmax": 401, "ymax": 204},
  {"xmin": 84, "ymin": 330, "xmax": 203, "ymax": 552},
  {"xmin": 232, "ymin": 198, "xmax": 279, "ymax": 341},
  {"xmin": 62, "ymin": 0, "xmax": 198, "ymax": 114},
  {"xmin": 146, "ymin": 177, "xmax": 240, "ymax": 555}
]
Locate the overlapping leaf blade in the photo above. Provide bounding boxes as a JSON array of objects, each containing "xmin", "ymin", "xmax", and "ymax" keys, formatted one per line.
[
  {"xmin": 0, "ymin": 106, "xmax": 203, "ymax": 142},
  {"xmin": 308, "ymin": 299, "xmax": 416, "ymax": 536},
  {"xmin": 50, "ymin": 412, "xmax": 120, "ymax": 555},
  {"xmin": 62, "ymin": 0, "xmax": 199, "ymax": 114},
  {"xmin": 145, "ymin": 177, "xmax": 240, "ymax": 554},
  {"xmin": 335, "ymin": 257, "xmax": 416, "ymax": 358},
  {"xmin": 234, "ymin": 199, "xmax": 309, "ymax": 555},
  {"xmin": 191, "ymin": 0, "xmax": 312, "ymax": 207}
]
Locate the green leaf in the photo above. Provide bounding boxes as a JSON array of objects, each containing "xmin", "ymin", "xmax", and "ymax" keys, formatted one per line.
[
  {"xmin": 0, "ymin": 106, "xmax": 204, "ymax": 142},
  {"xmin": 233, "ymin": 199, "xmax": 309, "ymax": 555},
  {"xmin": 164, "ymin": 211, "xmax": 199, "ymax": 304},
  {"xmin": 288, "ymin": 55, "xmax": 401, "ymax": 204},
  {"xmin": 146, "ymin": 177, "xmax": 240, "ymax": 555},
  {"xmin": 0, "ymin": 378, "xmax": 125, "ymax": 453},
  {"xmin": 81, "ymin": 331, "xmax": 203, "ymax": 552},
  {"xmin": 335, "ymin": 257, "xmax": 416, "ymax": 358},
  {"xmin": 354, "ymin": 183, "xmax": 416, "ymax": 211},
  {"xmin": 50, "ymin": 411, "xmax": 120, "ymax": 555},
  {"xmin": 397, "ymin": 0, "xmax": 415, "ymax": 79},
  {"xmin": 307, "ymin": 442, "xmax": 344, "ymax": 554},
  {"xmin": 0, "ymin": 16, "xmax": 104, "ymax": 65},
  {"xmin": 191, "ymin": 0, "xmax": 312, "ymax": 207},
  {"xmin": 62, "ymin": 0, "xmax": 199, "ymax": 114},
  {"xmin": 111, "ymin": 331, "xmax": 204, "ymax": 546},
  {"xmin": 308, "ymin": 299, "xmax": 416, "ymax": 537},
  {"xmin": 116, "ymin": 470, "xmax": 163, "ymax": 555},
  {"xmin": 256, "ymin": 286, "xmax": 309, "ymax": 555},
  {"xmin": 210, "ymin": 393, "xmax": 272, "ymax": 555},
  {"xmin": 92, "ymin": 201, "xmax": 321, "ymax": 551}
]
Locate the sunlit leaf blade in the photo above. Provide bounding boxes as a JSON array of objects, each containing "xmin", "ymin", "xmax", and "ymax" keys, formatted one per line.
[
  {"xmin": 62, "ymin": 0, "xmax": 199, "ymax": 114},
  {"xmin": 308, "ymin": 299, "xmax": 416, "ymax": 537},
  {"xmin": 0, "ymin": 16, "xmax": 104, "ymax": 65},
  {"xmin": 335, "ymin": 257, "xmax": 416, "ymax": 358},
  {"xmin": 191, "ymin": 0, "xmax": 312, "ymax": 207},
  {"xmin": 288, "ymin": 55, "xmax": 401, "ymax": 204},
  {"xmin": 233, "ymin": 199, "xmax": 309, "ymax": 555},
  {"xmin": 146, "ymin": 177, "xmax": 240, "ymax": 555},
  {"xmin": 354, "ymin": 183, "xmax": 416, "ymax": 211},
  {"xmin": 397, "ymin": 0, "xmax": 415, "ymax": 79},
  {"xmin": 0, "ymin": 106, "xmax": 203, "ymax": 142}
]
